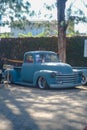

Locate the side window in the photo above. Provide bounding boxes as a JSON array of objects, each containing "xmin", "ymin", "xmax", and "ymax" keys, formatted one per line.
[
  {"xmin": 25, "ymin": 54, "xmax": 34, "ymax": 63},
  {"xmin": 35, "ymin": 54, "xmax": 42, "ymax": 63},
  {"xmin": 35, "ymin": 54, "xmax": 45, "ymax": 63}
]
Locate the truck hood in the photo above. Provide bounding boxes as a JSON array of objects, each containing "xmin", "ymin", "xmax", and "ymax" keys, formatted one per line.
[{"xmin": 40, "ymin": 62, "xmax": 73, "ymax": 74}]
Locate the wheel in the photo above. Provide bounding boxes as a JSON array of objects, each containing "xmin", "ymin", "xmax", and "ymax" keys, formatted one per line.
[
  {"xmin": 81, "ymin": 74, "xmax": 87, "ymax": 85},
  {"xmin": 37, "ymin": 77, "xmax": 48, "ymax": 89}
]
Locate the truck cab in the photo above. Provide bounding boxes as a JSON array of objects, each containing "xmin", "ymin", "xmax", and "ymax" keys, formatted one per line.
[{"xmin": 5, "ymin": 51, "xmax": 84, "ymax": 89}]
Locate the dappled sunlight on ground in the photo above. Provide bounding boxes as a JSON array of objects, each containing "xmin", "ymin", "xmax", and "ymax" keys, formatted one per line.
[{"xmin": 0, "ymin": 84, "xmax": 87, "ymax": 130}]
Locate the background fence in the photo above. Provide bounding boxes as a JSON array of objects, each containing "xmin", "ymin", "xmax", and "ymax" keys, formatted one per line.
[{"xmin": 0, "ymin": 36, "xmax": 87, "ymax": 66}]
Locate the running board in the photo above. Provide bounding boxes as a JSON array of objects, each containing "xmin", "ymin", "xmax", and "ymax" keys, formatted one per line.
[{"xmin": 13, "ymin": 81, "xmax": 34, "ymax": 87}]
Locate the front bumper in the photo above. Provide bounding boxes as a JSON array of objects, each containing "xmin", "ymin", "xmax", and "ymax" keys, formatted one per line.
[{"xmin": 50, "ymin": 83, "xmax": 81, "ymax": 88}]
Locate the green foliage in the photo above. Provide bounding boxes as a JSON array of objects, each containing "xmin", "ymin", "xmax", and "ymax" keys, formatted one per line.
[
  {"xmin": 0, "ymin": 0, "xmax": 34, "ymax": 28},
  {"xmin": 0, "ymin": 33, "xmax": 11, "ymax": 38},
  {"xmin": 35, "ymin": 32, "xmax": 46, "ymax": 37},
  {"xmin": 18, "ymin": 32, "xmax": 33, "ymax": 37},
  {"xmin": 66, "ymin": 0, "xmax": 87, "ymax": 25},
  {"xmin": 18, "ymin": 31, "xmax": 50, "ymax": 38}
]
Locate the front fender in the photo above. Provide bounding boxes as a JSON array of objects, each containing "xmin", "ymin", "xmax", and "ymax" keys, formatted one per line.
[
  {"xmin": 73, "ymin": 67, "xmax": 87, "ymax": 78},
  {"xmin": 33, "ymin": 70, "xmax": 55, "ymax": 86}
]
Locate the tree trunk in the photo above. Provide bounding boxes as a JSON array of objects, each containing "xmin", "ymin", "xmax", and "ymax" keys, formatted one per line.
[{"xmin": 57, "ymin": 0, "xmax": 67, "ymax": 62}]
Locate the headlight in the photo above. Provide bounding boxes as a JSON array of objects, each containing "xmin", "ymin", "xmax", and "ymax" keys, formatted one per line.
[
  {"xmin": 79, "ymin": 71, "xmax": 83, "ymax": 76},
  {"xmin": 51, "ymin": 72, "xmax": 56, "ymax": 77}
]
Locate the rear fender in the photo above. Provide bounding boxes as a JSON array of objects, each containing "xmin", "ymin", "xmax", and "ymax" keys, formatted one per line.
[{"xmin": 4, "ymin": 69, "xmax": 17, "ymax": 82}]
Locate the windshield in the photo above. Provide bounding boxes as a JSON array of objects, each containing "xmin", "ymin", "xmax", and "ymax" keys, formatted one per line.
[{"xmin": 35, "ymin": 53, "xmax": 59, "ymax": 63}]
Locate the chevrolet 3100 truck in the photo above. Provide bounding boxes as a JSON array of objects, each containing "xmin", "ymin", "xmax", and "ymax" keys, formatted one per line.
[{"xmin": 4, "ymin": 51, "xmax": 85, "ymax": 89}]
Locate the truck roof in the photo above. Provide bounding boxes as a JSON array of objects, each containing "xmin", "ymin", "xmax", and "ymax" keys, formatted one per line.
[{"xmin": 24, "ymin": 51, "xmax": 56, "ymax": 55}]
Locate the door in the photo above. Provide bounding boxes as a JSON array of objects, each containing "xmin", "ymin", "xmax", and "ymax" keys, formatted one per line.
[{"xmin": 21, "ymin": 54, "xmax": 34, "ymax": 83}]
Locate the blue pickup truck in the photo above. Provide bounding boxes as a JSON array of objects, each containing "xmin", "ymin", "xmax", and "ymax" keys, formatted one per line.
[{"xmin": 4, "ymin": 51, "xmax": 85, "ymax": 89}]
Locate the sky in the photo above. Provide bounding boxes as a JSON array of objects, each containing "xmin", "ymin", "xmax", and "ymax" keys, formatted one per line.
[{"xmin": 0, "ymin": 0, "xmax": 87, "ymax": 33}]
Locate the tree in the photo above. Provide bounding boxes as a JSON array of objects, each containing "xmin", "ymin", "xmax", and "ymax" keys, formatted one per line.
[
  {"xmin": 57, "ymin": 0, "xmax": 87, "ymax": 62},
  {"xmin": 0, "ymin": 0, "xmax": 34, "ymax": 27},
  {"xmin": 44, "ymin": 0, "xmax": 67, "ymax": 62},
  {"xmin": 57, "ymin": 0, "xmax": 67, "ymax": 62}
]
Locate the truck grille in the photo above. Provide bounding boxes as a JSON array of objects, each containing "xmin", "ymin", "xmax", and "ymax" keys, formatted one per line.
[{"xmin": 55, "ymin": 72, "xmax": 80, "ymax": 84}]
